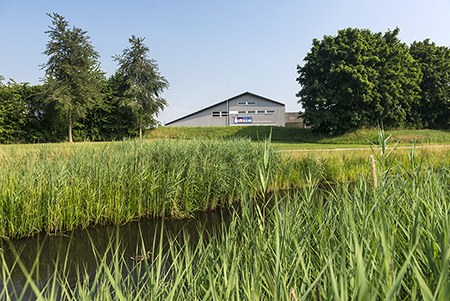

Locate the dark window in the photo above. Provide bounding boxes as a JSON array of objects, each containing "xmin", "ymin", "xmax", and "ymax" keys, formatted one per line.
[
  {"xmin": 237, "ymin": 101, "xmax": 257, "ymax": 105},
  {"xmin": 257, "ymin": 111, "xmax": 265, "ymax": 114},
  {"xmin": 238, "ymin": 111, "xmax": 246, "ymax": 114},
  {"xmin": 247, "ymin": 111, "xmax": 255, "ymax": 114},
  {"xmin": 212, "ymin": 111, "xmax": 229, "ymax": 117}
]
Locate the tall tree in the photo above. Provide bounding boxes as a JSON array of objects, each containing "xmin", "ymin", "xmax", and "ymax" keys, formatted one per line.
[
  {"xmin": 297, "ymin": 28, "xmax": 422, "ymax": 134},
  {"xmin": 410, "ymin": 39, "xmax": 450, "ymax": 128},
  {"xmin": 41, "ymin": 13, "xmax": 102, "ymax": 143},
  {"xmin": 113, "ymin": 35, "xmax": 169, "ymax": 139}
]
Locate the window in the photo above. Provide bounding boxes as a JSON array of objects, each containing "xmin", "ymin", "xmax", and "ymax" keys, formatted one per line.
[
  {"xmin": 266, "ymin": 110, "xmax": 275, "ymax": 113},
  {"xmin": 237, "ymin": 101, "xmax": 257, "ymax": 106},
  {"xmin": 247, "ymin": 111, "xmax": 255, "ymax": 114},
  {"xmin": 257, "ymin": 111, "xmax": 265, "ymax": 114},
  {"xmin": 238, "ymin": 111, "xmax": 246, "ymax": 114},
  {"xmin": 212, "ymin": 111, "xmax": 228, "ymax": 117}
]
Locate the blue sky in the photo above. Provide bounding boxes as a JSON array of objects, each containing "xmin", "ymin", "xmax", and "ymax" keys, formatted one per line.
[{"xmin": 1, "ymin": 0, "xmax": 449, "ymax": 124}]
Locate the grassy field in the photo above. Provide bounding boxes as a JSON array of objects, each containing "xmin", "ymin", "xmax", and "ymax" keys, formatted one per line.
[{"xmin": 147, "ymin": 126, "xmax": 450, "ymax": 146}]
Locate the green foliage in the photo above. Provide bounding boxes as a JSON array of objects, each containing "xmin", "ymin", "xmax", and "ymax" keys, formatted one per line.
[
  {"xmin": 113, "ymin": 35, "xmax": 169, "ymax": 138},
  {"xmin": 0, "ymin": 80, "xmax": 28, "ymax": 143},
  {"xmin": 41, "ymin": 13, "xmax": 103, "ymax": 142},
  {"xmin": 0, "ymin": 80, "xmax": 69, "ymax": 143},
  {"xmin": 297, "ymin": 28, "xmax": 422, "ymax": 134},
  {"xmin": 74, "ymin": 71, "xmax": 139, "ymax": 141},
  {"xmin": 410, "ymin": 39, "xmax": 450, "ymax": 129}
]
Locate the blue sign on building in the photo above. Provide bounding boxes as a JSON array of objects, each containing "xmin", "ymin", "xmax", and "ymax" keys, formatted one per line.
[{"xmin": 233, "ymin": 116, "xmax": 253, "ymax": 124}]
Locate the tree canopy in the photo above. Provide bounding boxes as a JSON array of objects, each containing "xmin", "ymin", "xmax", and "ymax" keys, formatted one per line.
[
  {"xmin": 0, "ymin": 80, "xmax": 28, "ymax": 143},
  {"xmin": 113, "ymin": 35, "xmax": 169, "ymax": 139},
  {"xmin": 297, "ymin": 28, "xmax": 422, "ymax": 134},
  {"xmin": 410, "ymin": 39, "xmax": 450, "ymax": 128}
]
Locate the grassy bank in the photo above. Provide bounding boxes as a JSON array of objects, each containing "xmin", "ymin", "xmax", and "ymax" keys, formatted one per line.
[
  {"xmin": 147, "ymin": 126, "xmax": 450, "ymax": 145},
  {"xmin": 2, "ymin": 157, "xmax": 450, "ymax": 299}
]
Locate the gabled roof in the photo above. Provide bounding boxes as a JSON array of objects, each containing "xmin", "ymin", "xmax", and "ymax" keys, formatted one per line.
[{"xmin": 165, "ymin": 91, "xmax": 285, "ymax": 125}]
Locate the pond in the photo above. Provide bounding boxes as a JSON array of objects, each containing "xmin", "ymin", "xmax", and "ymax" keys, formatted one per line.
[{"xmin": 0, "ymin": 208, "xmax": 232, "ymax": 300}]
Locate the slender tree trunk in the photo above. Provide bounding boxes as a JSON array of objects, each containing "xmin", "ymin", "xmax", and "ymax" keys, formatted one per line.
[
  {"xmin": 139, "ymin": 112, "xmax": 142, "ymax": 139},
  {"xmin": 68, "ymin": 108, "xmax": 73, "ymax": 143}
]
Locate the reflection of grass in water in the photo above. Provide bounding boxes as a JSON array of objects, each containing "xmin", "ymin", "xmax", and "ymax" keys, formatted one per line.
[{"xmin": 2, "ymin": 157, "xmax": 450, "ymax": 299}]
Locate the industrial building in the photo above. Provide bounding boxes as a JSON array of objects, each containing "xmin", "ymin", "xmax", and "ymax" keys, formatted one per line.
[
  {"xmin": 285, "ymin": 112, "xmax": 308, "ymax": 128},
  {"xmin": 166, "ymin": 92, "xmax": 286, "ymax": 127}
]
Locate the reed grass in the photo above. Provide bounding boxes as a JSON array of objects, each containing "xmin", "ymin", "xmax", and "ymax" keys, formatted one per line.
[
  {"xmin": 2, "ymin": 137, "xmax": 450, "ymax": 240},
  {"xmin": 2, "ymin": 149, "xmax": 450, "ymax": 300},
  {"xmin": 0, "ymin": 139, "xmax": 281, "ymax": 240},
  {"xmin": 280, "ymin": 145, "xmax": 450, "ymax": 185}
]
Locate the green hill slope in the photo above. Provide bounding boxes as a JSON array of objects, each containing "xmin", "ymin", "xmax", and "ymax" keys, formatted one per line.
[{"xmin": 147, "ymin": 126, "xmax": 450, "ymax": 145}]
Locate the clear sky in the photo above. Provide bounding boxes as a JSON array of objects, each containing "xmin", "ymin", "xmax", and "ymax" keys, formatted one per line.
[{"xmin": 1, "ymin": 0, "xmax": 449, "ymax": 124}]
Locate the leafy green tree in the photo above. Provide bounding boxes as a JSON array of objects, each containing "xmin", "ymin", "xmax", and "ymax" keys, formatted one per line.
[
  {"xmin": 297, "ymin": 28, "xmax": 422, "ymax": 134},
  {"xmin": 410, "ymin": 39, "xmax": 450, "ymax": 128},
  {"xmin": 0, "ymin": 80, "xmax": 33, "ymax": 143},
  {"xmin": 41, "ymin": 13, "xmax": 103, "ymax": 143},
  {"xmin": 24, "ymin": 84, "xmax": 68, "ymax": 142},
  {"xmin": 0, "ymin": 81, "xmax": 65, "ymax": 144},
  {"xmin": 113, "ymin": 35, "xmax": 169, "ymax": 139}
]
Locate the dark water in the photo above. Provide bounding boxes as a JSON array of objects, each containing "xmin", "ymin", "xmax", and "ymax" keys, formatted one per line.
[{"xmin": 0, "ymin": 208, "xmax": 232, "ymax": 299}]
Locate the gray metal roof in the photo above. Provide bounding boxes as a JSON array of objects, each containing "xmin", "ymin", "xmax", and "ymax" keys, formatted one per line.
[{"xmin": 165, "ymin": 91, "xmax": 285, "ymax": 125}]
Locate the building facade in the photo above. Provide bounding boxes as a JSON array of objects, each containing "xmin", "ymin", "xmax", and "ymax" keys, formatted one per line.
[
  {"xmin": 285, "ymin": 112, "xmax": 309, "ymax": 128},
  {"xmin": 166, "ymin": 92, "xmax": 285, "ymax": 127}
]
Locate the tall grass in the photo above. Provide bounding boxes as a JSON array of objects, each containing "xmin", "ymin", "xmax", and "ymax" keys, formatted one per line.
[
  {"xmin": 2, "ymin": 147, "xmax": 450, "ymax": 300},
  {"xmin": 0, "ymin": 139, "xmax": 281, "ymax": 240},
  {"xmin": 2, "ymin": 138, "xmax": 450, "ymax": 240},
  {"xmin": 281, "ymin": 145, "xmax": 450, "ymax": 185}
]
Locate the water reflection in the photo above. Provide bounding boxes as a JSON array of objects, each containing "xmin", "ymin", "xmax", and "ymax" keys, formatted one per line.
[{"xmin": 0, "ymin": 208, "xmax": 232, "ymax": 299}]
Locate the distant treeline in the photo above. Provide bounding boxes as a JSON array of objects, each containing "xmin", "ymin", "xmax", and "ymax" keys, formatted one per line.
[
  {"xmin": 0, "ymin": 73, "xmax": 146, "ymax": 143},
  {"xmin": 297, "ymin": 28, "xmax": 450, "ymax": 135}
]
